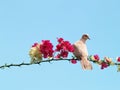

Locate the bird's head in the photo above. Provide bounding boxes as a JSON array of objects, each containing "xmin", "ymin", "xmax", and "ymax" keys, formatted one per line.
[{"xmin": 81, "ymin": 34, "xmax": 90, "ymax": 41}]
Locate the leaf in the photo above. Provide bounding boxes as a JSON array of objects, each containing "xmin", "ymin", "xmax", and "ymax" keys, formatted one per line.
[{"xmin": 117, "ymin": 65, "xmax": 120, "ymax": 72}]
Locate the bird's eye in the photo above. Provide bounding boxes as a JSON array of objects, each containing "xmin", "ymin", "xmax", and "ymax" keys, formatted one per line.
[{"xmin": 84, "ymin": 35, "xmax": 88, "ymax": 37}]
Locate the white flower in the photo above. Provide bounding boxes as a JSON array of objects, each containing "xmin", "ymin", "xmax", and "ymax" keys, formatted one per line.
[{"xmin": 29, "ymin": 44, "xmax": 42, "ymax": 63}]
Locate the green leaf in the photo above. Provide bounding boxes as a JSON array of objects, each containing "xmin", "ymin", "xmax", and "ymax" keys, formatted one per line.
[{"xmin": 117, "ymin": 65, "xmax": 120, "ymax": 72}]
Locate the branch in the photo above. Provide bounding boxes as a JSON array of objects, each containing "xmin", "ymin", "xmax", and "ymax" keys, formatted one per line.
[
  {"xmin": 0, "ymin": 58, "xmax": 120, "ymax": 69},
  {"xmin": 0, "ymin": 59, "xmax": 75, "ymax": 69}
]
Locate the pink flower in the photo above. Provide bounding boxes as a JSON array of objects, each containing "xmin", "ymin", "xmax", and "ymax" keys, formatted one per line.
[
  {"xmin": 40, "ymin": 40, "xmax": 54, "ymax": 58},
  {"xmin": 94, "ymin": 54, "xmax": 100, "ymax": 61},
  {"xmin": 104, "ymin": 57, "xmax": 112, "ymax": 63},
  {"xmin": 71, "ymin": 59, "xmax": 77, "ymax": 64},
  {"xmin": 117, "ymin": 57, "xmax": 120, "ymax": 62}
]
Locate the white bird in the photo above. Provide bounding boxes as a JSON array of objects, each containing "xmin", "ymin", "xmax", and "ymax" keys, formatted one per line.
[{"xmin": 73, "ymin": 34, "xmax": 92, "ymax": 70}]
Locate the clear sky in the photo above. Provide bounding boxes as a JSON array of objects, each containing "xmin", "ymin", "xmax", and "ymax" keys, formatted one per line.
[{"xmin": 0, "ymin": 0, "xmax": 120, "ymax": 90}]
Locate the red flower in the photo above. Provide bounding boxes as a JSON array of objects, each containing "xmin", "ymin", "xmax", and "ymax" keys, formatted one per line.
[
  {"xmin": 40, "ymin": 40, "xmax": 54, "ymax": 58},
  {"xmin": 57, "ymin": 38, "xmax": 64, "ymax": 43},
  {"xmin": 67, "ymin": 45, "xmax": 74, "ymax": 52},
  {"xmin": 55, "ymin": 54, "xmax": 61, "ymax": 59},
  {"xmin": 56, "ymin": 38, "xmax": 74, "ymax": 52},
  {"xmin": 94, "ymin": 54, "xmax": 100, "ymax": 61},
  {"xmin": 32, "ymin": 43, "xmax": 38, "ymax": 47},
  {"xmin": 71, "ymin": 59, "xmax": 77, "ymax": 64},
  {"xmin": 60, "ymin": 50, "xmax": 68, "ymax": 58},
  {"xmin": 55, "ymin": 38, "xmax": 74, "ymax": 58},
  {"xmin": 56, "ymin": 44, "xmax": 62, "ymax": 51},
  {"xmin": 117, "ymin": 57, "xmax": 120, "ymax": 62},
  {"xmin": 101, "ymin": 62, "xmax": 108, "ymax": 69},
  {"xmin": 63, "ymin": 41, "xmax": 74, "ymax": 52}
]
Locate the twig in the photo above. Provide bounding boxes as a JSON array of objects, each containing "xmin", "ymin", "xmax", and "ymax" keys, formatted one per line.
[{"xmin": 0, "ymin": 59, "xmax": 120, "ymax": 69}]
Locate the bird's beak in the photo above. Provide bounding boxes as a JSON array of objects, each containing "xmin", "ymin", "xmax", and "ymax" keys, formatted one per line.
[{"xmin": 88, "ymin": 37, "xmax": 90, "ymax": 40}]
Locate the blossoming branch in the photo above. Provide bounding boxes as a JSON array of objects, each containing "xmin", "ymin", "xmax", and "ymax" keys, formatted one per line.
[{"xmin": 0, "ymin": 37, "xmax": 120, "ymax": 72}]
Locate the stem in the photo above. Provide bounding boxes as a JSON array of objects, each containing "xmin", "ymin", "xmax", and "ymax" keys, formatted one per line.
[{"xmin": 0, "ymin": 59, "xmax": 119, "ymax": 69}]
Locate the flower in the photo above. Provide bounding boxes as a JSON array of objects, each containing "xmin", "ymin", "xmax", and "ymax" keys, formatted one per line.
[
  {"xmin": 57, "ymin": 38, "xmax": 64, "ymax": 43},
  {"xmin": 71, "ymin": 59, "xmax": 77, "ymax": 64},
  {"xmin": 29, "ymin": 43, "xmax": 42, "ymax": 63},
  {"xmin": 117, "ymin": 57, "xmax": 120, "ymax": 62},
  {"xmin": 32, "ymin": 43, "xmax": 38, "ymax": 47},
  {"xmin": 101, "ymin": 61, "xmax": 108, "ymax": 69},
  {"xmin": 40, "ymin": 40, "xmax": 54, "ymax": 58},
  {"xmin": 55, "ymin": 54, "xmax": 61, "ymax": 59},
  {"xmin": 104, "ymin": 57, "xmax": 112, "ymax": 64},
  {"xmin": 60, "ymin": 50, "xmax": 68, "ymax": 58},
  {"xmin": 93, "ymin": 54, "xmax": 100, "ymax": 61},
  {"xmin": 55, "ymin": 50, "xmax": 68, "ymax": 59},
  {"xmin": 56, "ymin": 38, "xmax": 74, "ymax": 52},
  {"xmin": 56, "ymin": 44, "xmax": 62, "ymax": 51},
  {"xmin": 62, "ymin": 41, "xmax": 74, "ymax": 52},
  {"xmin": 55, "ymin": 38, "xmax": 74, "ymax": 58},
  {"xmin": 90, "ymin": 55, "xmax": 100, "ymax": 63}
]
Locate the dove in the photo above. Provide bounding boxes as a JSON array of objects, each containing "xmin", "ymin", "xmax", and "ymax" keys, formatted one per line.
[{"xmin": 73, "ymin": 34, "xmax": 92, "ymax": 70}]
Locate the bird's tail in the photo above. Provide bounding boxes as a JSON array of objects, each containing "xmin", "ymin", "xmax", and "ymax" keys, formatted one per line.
[{"xmin": 80, "ymin": 57, "xmax": 92, "ymax": 70}]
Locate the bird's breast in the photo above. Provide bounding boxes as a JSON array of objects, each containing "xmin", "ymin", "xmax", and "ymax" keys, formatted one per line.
[{"xmin": 74, "ymin": 42, "xmax": 88, "ymax": 57}]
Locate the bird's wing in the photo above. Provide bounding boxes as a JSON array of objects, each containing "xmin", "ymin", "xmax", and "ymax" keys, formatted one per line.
[
  {"xmin": 73, "ymin": 41, "xmax": 88, "ymax": 58},
  {"xmin": 73, "ymin": 40, "xmax": 92, "ymax": 70}
]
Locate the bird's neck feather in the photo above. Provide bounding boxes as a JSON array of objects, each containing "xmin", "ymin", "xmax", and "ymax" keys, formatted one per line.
[{"xmin": 80, "ymin": 38, "xmax": 86, "ymax": 43}]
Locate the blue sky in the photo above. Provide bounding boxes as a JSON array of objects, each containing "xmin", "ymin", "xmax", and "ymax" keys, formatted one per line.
[{"xmin": 0, "ymin": 0, "xmax": 120, "ymax": 90}]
